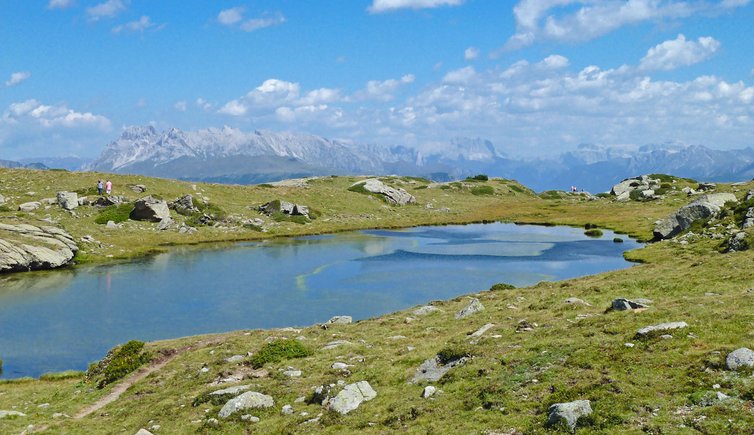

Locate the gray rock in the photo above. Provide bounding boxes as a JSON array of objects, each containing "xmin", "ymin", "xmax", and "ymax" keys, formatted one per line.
[
  {"xmin": 0, "ymin": 223, "xmax": 78, "ymax": 273},
  {"xmin": 682, "ymin": 186, "xmax": 696, "ymax": 195},
  {"xmin": 130, "ymin": 196, "xmax": 170, "ymax": 222},
  {"xmin": 0, "ymin": 193, "xmax": 5, "ymax": 205},
  {"xmin": 157, "ymin": 218, "xmax": 174, "ymax": 231},
  {"xmin": 283, "ymin": 369, "xmax": 302, "ymax": 377},
  {"xmin": 240, "ymin": 415, "xmax": 259, "ymax": 422},
  {"xmin": 281, "ymin": 404, "xmax": 294, "ymax": 415},
  {"xmin": 56, "ymin": 191, "xmax": 78, "ymax": 210},
  {"xmin": 611, "ymin": 298, "xmax": 650, "ymax": 311},
  {"xmin": 411, "ymin": 355, "xmax": 468, "ymax": 383},
  {"xmin": 641, "ymin": 189, "xmax": 656, "ymax": 199},
  {"xmin": 325, "ymin": 381, "xmax": 377, "ymax": 414},
  {"xmin": 726, "ymin": 231, "xmax": 749, "ymax": 252},
  {"xmin": 106, "ymin": 220, "xmax": 122, "ymax": 229},
  {"xmin": 169, "ymin": 194, "xmax": 198, "ymax": 214},
  {"xmin": 78, "ymin": 196, "xmax": 90, "ymax": 206},
  {"xmin": 0, "ymin": 410, "xmax": 26, "ymax": 419},
  {"xmin": 468, "ymin": 323, "xmax": 495, "ymax": 341},
  {"xmin": 218, "ymin": 391, "xmax": 274, "ymax": 418},
  {"xmin": 422, "ymin": 386, "xmax": 437, "ymax": 398},
  {"xmin": 210, "ymin": 385, "xmax": 251, "ymax": 397},
  {"xmin": 564, "ymin": 297, "xmax": 591, "ymax": 306},
  {"xmin": 635, "ymin": 321, "xmax": 688, "ymax": 338},
  {"xmin": 351, "ymin": 178, "xmax": 416, "ymax": 206},
  {"xmin": 258, "ymin": 200, "xmax": 310, "ymax": 218},
  {"xmin": 697, "ymin": 182, "xmax": 716, "ymax": 191},
  {"xmin": 726, "ymin": 347, "xmax": 754, "ymax": 370},
  {"xmin": 615, "ymin": 191, "xmax": 630, "ymax": 202},
  {"xmin": 322, "ymin": 340, "xmax": 351, "ymax": 350},
  {"xmin": 331, "ymin": 362, "xmax": 350, "ymax": 370},
  {"xmin": 134, "ymin": 429, "xmax": 154, "ymax": 435},
  {"xmin": 326, "ymin": 315, "xmax": 352, "ymax": 325},
  {"xmin": 18, "ymin": 201, "xmax": 41, "ymax": 212},
  {"xmin": 654, "ymin": 193, "xmax": 738, "ymax": 239},
  {"xmin": 547, "ymin": 400, "xmax": 592, "ymax": 431},
  {"xmin": 611, "ymin": 178, "xmax": 640, "ymax": 197},
  {"xmin": 455, "ymin": 298, "xmax": 484, "ymax": 319},
  {"xmin": 93, "ymin": 196, "xmax": 125, "ymax": 207},
  {"xmin": 129, "ymin": 184, "xmax": 147, "ymax": 193},
  {"xmin": 745, "ymin": 190, "xmax": 754, "ymax": 202},
  {"xmin": 412, "ymin": 305, "xmax": 441, "ymax": 316}
]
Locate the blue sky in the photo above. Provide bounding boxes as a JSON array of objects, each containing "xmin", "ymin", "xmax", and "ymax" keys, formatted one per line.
[{"xmin": 1, "ymin": 0, "xmax": 753, "ymax": 159}]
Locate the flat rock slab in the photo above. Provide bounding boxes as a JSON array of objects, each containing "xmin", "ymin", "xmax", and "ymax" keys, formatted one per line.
[
  {"xmin": 547, "ymin": 400, "xmax": 592, "ymax": 431},
  {"xmin": 0, "ymin": 410, "xmax": 26, "ymax": 419},
  {"xmin": 325, "ymin": 381, "xmax": 377, "ymax": 414},
  {"xmin": 635, "ymin": 321, "xmax": 688, "ymax": 338},
  {"xmin": 726, "ymin": 347, "xmax": 754, "ymax": 370},
  {"xmin": 352, "ymin": 178, "xmax": 416, "ymax": 205},
  {"xmin": 0, "ymin": 223, "xmax": 78, "ymax": 273},
  {"xmin": 411, "ymin": 356, "xmax": 468, "ymax": 383},
  {"xmin": 210, "ymin": 385, "xmax": 251, "ymax": 397},
  {"xmin": 219, "ymin": 391, "xmax": 274, "ymax": 418},
  {"xmin": 455, "ymin": 298, "xmax": 484, "ymax": 319},
  {"xmin": 325, "ymin": 315, "xmax": 352, "ymax": 325}
]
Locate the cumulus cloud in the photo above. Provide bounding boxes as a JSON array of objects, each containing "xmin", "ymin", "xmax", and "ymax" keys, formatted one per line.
[
  {"xmin": 639, "ymin": 34, "xmax": 720, "ymax": 71},
  {"xmin": 443, "ymin": 66, "xmax": 476, "ymax": 83},
  {"xmin": 174, "ymin": 101, "xmax": 187, "ymax": 112},
  {"xmin": 464, "ymin": 47, "xmax": 479, "ymax": 61},
  {"xmin": 369, "ymin": 0, "xmax": 465, "ymax": 13},
  {"xmin": 48, "ymin": 0, "xmax": 74, "ymax": 9},
  {"xmin": 5, "ymin": 71, "xmax": 31, "ymax": 87},
  {"xmin": 501, "ymin": 0, "xmax": 748, "ymax": 51},
  {"xmin": 355, "ymin": 74, "xmax": 416, "ymax": 101},
  {"xmin": 217, "ymin": 7, "xmax": 285, "ymax": 32},
  {"xmin": 112, "ymin": 16, "xmax": 163, "ymax": 34},
  {"xmin": 2, "ymin": 99, "xmax": 110, "ymax": 129},
  {"xmin": 86, "ymin": 0, "xmax": 127, "ymax": 21}
]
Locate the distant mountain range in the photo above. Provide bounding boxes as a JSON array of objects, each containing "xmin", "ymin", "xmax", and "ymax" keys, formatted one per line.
[
  {"xmin": 0, "ymin": 159, "xmax": 48, "ymax": 170},
  {"xmin": 23, "ymin": 126, "xmax": 754, "ymax": 192}
]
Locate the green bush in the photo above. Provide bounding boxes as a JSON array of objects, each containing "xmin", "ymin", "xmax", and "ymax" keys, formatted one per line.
[
  {"xmin": 258, "ymin": 183, "xmax": 275, "ymax": 188},
  {"xmin": 0, "ymin": 205, "xmax": 10, "ymax": 212},
  {"xmin": 613, "ymin": 237, "xmax": 624, "ymax": 243},
  {"xmin": 465, "ymin": 174, "xmax": 489, "ymax": 182},
  {"xmin": 584, "ymin": 229, "xmax": 603, "ymax": 237},
  {"xmin": 471, "ymin": 186, "xmax": 495, "ymax": 196},
  {"xmin": 86, "ymin": 340, "xmax": 151, "ymax": 388},
  {"xmin": 489, "ymin": 282, "xmax": 516, "ymax": 291},
  {"xmin": 595, "ymin": 192, "xmax": 612, "ymax": 198},
  {"xmin": 437, "ymin": 345, "xmax": 471, "ymax": 365},
  {"xmin": 439, "ymin": 185, "xmax": 451, "ymax": 190},
  {"xmin": 94, "ymin": 203, "xmax": 133, "ymax": 224},
  {"xmin": 249, "ymin": 339, "xmax": 313, "ymax": 369},
  {"xmin": 271, "ymin": 211, "xmax": 309, "ymax": 225},
  {"xmin": 628, "ymin": 190, "xmax": 644, "ymax": 201},
  {"xmin": 347, "ymin": 183, "xmax": 370, "ymax": 194}
]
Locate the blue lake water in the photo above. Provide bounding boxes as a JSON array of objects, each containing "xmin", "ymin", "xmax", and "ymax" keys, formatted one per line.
[{"xmin": 0, "ymin": 223, "xmax": 642, "ymax": 378}]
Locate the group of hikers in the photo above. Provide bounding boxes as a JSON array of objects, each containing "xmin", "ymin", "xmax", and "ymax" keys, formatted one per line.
[{"xmin": 97, "ymin": 180, "xmax": 112, "ymax": 196}]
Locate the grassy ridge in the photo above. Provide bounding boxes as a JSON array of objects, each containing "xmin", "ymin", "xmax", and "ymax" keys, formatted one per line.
[{"xmin": 1, "ymin": 168, "xmax": 753, "ymax": 433}]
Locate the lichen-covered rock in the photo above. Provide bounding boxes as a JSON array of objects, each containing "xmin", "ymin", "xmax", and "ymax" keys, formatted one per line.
[
  {"xmin": 547, "ymin": 400, "xmax": 592, "ymax": 431},
  {"xmin": 351, "ymin": 178, "xmax": 416, "ymax": 205},
  {"xmin": 325, "ymin": 381, "xmax": 377, "ymax": 414},
  {"xmin": 18, "ymin": 201, "xmax": 41, "ymax": 212},
  {"xmin": 218, "ymin": 391, "xmax": 274, "ymax": 418},
  {"xmin": 0, "ymin": 223, "xmax": 78, "ymax": 273},
  {"xmin": 56, "ymin": 191, "xmax": 78, "ymax": 210},
  {"xmin": 169, "ymin": 194, "xmax": 198, "ymax": 214},
  {"xmin": 130, "ymin": 196, "xmax": 170, "ymax": 222},
  {"xmin": 635, "ymin": 321, "xmax": 688, "ymax": 338},
  {"xmin": 726, "ymin": 347, "xmax": 754, "ymax": 370},
  {"xmin": 455, "ymin": 298, "xmax": 484, "ymax": 319},
  {"xmin": 654, "ymin": 193, "xmax": 737, "ymax": 239}
]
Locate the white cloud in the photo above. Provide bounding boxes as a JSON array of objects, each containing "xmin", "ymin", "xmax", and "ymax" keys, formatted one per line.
[
  {"xmin": 195, "ymin": 98, "xmax": 214, "ymax": 111},
  {"xmin": 464, "ymin": 47, "xmax": 479, "ymax": 61},
  {"xmin": 443, "ymin": 66, "xmax": 476, "ymax": 83},
  {"xmin": 218, "ymin": 7, "xmax": 244, "ymax": 25},
  {"xmin": 5, "ymin": 71, "xmax": 31, "ymax": 87},
  {"xmin": 639, "ymin": 34, "xmax": 720, "ymax": 71},
  {"xmin": 218, "ymin": 99, "xmax": 247, "ymax": 116},
  {"xmin": 502, "ymin": 0, "xmax": 748, "ymax": 51},
  {"xmin": 240, "ymin": 13, "xmax": 286, "ymax": 32},
  {"xmin": 355, "ymin": 74, "xmax": 415, "ymax": 101},
  {"xmin": 86, "ymin": 0, "xmax": 127, "ymax": 22},
  {"xmin": 174, "ymin": 101, "xmax": 187, "ymax": 112},
  {"xmin": 369, "ymin": 0, "xmax": 465, "ymax": 13},
  {"xmin": 541, "ymin": 54, "xmax": 569, "ymax": 69},
  {"xmin": 112, "ymin": 16, "xmax": 162, "ymax": 34},
  {"xmin": 2, "ymin": 99, "xmax": 110, "ymax": 129},
  {"xmin": 48, "ymin": 0, "xmax": 74, "ymax": 9}
]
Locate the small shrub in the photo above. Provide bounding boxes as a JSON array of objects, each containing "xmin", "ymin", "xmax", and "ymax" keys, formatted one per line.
[
  {"xmin": 489, "ymin": 282, "xmax": 516, "ymax": 291},
  {"xmin": 471, "ymin": 186, "xmax": 494, "ymax": 196},
  {"xmin": 0, "ymin": 205, "xmax": 10, "ymax": 212},
  {"xmin": 613, "ymin": 237, "xmax": 624, "ymax": 243},
  {"xmin": 584, "ymin": 223, "xmax": 598, "ymax": 229},
  {"xmin": 654, "ymin": 187, "xmax": 669, "ymax": 195},
  {"xmin": 439, "ymin": 185, "xmax": 451, "ymax": 190},
  {"xmin": 94, "ymin": 203, "xmax": 133, "ymax": 224},
  {"xmin": 86, "ymin": 340, "xmax": 151, "ymax": 388},
  {"xmin": 249, "ymin": 339, "xmax": 313, "ymax": 369},
  {"xmin": 437, "ymin": 345, "xmax": 471, "ymax": 365},
  {"xmin": 584, "ymin": 229, "xmax": 603, "ymax": 237},
  {"xmin": 449, "ymin": 182, "xmax": 463, "ymax": 189},
  {"xmin": 258, "ymin": 183, "xmax": 275, "ymax": 188},
  {"xmin": 466, "ymin": 174, "xmax": 489, "ymax": 182},
  {"xmin": 595, "ymin": 192, "xmax": 611, "ymax": 198},
  {"xmin": 628, "ymin": 190, "xmax": 644, "ymax": 201},
  {"xmin": 539, "ymin": 190, "xmax": 563, "ymax": 200},
  {"xmin": 271, "ymin": 211, "xmax": 308, "ymax": 225},
  {"xmin": 414, "ymin": 185, "xmax": 428, "ymax": 190}
]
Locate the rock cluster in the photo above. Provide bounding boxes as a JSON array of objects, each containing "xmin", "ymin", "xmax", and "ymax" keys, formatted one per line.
[
  {"xmin": 258, "ymin": 200, "xmax": 310, "ymax": 218},
  {"xmin": 653, "ymin": 193, "xmax": 737, "ymax": 239},
  {"xmin": 351, "ymin": 178, "xmax": 416, "ymax": 205},
  {"xmin": 169, "ymin": 194, "xmax": 198, "ymax": 215},
  {"xmin": 610, "ymin": 175, "xmax": 662, "ymax": 201},
  {"xmin": 0, "ymin": 223, "xmax": 78, "ymax": 272}
]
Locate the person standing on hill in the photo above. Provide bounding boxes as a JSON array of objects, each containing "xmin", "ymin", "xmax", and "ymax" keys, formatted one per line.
[
  {"xmin": 97, "ymin": 180, "xmax": 104, "ymax": 195},
  {"xmin": 105, "ymin": 180, "xmax": 112, "ymax": 195}
]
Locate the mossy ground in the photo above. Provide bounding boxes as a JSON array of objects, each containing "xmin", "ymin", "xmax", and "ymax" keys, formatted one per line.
[{"xmin": 1, "ymin": 169, "xmax": 753, "ymax": 433}]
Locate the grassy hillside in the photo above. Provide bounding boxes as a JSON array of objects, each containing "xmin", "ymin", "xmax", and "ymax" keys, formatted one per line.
[{"xmin": 1, "ymin": 168, "xmax": 753, "ymax": 433}]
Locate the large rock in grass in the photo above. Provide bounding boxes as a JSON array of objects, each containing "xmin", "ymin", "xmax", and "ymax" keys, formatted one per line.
[
  {"xmin": 726, "ymin": 347, "xmax": 754, "ymax": 370},
  {"xmin": 411, "ymin": 355, "xmax": 468, "ymax": 383},
  {"xmin": 130, "ymin": 196, "xmax": 170, "ymax": 222},
  {"xmin": 635, "ymin": 321, "xmax": 688, "ymax": 338},
  {"xmin": 56, "ymin": 191, "xmax": 78, "ymax": 210},
  {"xmin": 547, "ymin": 400, "xmax": 592, "ymax": 431},
  {"xmin": 0, "ymin": 223, "xmax": 78, "ymax": 273},
  {"xmin": 18, "ymin": 201, "xmax": 41, "ymax": 212},
  {"xmin": 654, "ymin": 193, "xmax": 738, "ymax": 239},
  {"xmin": 352, "ymin": 179, "xmax": 416, "ymax": 205},
  {"xmin": 258, "ymin": 200, "xmax": 309, "ymax": 218},
  {"xmin": 218, "ymin": 391, "xmax": 274, "ymax": 418},
  {"xmin": 455, "ymin": 298, "xmax": 484, "ymax": 319},
  {"xmin": 0, "ymin": 193, "xmax": 6, "ymax": 206},
  {"xmin": 169, "ymin": 194, "xmax": 198, "ymax": 215},
  {"xmin": 325, "ymin": 381, "xmax": 377, "ymax": 414}
]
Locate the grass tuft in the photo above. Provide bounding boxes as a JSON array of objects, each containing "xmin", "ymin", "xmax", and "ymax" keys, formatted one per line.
[
  {"xmin": 249, "ymin": 339, "xmax": 313, "ymax": 369},
  {"xmin": 94, "ymin": 203, "xmax": 133, "ymax": 224}
]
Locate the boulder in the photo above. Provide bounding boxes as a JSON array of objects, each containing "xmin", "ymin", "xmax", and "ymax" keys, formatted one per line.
[
  {"xmin": 218, "ymin": 391, "xmax": 274, "ymax": 419},
  {"xmin": 325, "ymin": 315, "xmax": 352, "ymax": 325},
  {"xmin": 130, "ymin": 196, "xmax": 170, "ymax": 222},
  {"xmin": 56, "ymin": 191, "xmax": 78, "ymax": 210},
  {"xmin": 411, "ymin": 355, "xmax": 468, "ymax": 383},
  {"xmin": 413, "ymin": 305, "xmax": 441, "ymax": 316},
  {"xmin": 135, "ymin": 429, "xmax": 154, "ymax": 435},
  {"xmin": 325, "ymin": 381, "xmax": 377, "ymax": 414},
  {"xmin": 78, "ymin": 196, "xmax": 90, "ymax": 206},
  {"xmin": 157, "ymin": 218, "xmax": 174, "ymax": 231},
  {"xmin": 129, "ymin": 184, "xmax": 147, "ymax": 193},
  {"xmin": 0, "ymin": 223, "xmax": 78, "ymax": 273},
  {"xmin": 611, "ymin": 178, "xmax": 640, "ymax": 197},
  {"xmin": 455, "ymin": 298, "xmax": 484, "ymax": 319},
  {"xmin": 726, "ymin": 231, "xmax": 750, "ymax": 252},
  {"xmin": 93, "ymin": 196, "xmax": 126, "ymax": 207},
  {"xmin": 421, "ymin": 386, "xmax": 437, "ymax": 398},
  {"xmin": 745, "ymin": 190, "xmax": 754, "ymax": 202},
  {"xmin": 258, "ymin": 200, "xmax": 309, "ymax": 218},
  {"xmin": 653, "ymin": 193, "xmax": 738, "ymax": 239},
  {"xmin": 635, "ymin": 321, "xmax": 688, "ymax": 338},
  {"xmin": 726, "ymin": 347, "xmax": 754, "ymax": 370},
  {"xmin": 697, "ymin": 182, "xmax": 716, "ymax": 192},
  {"xmin": 611, "ymin": 298, "xmax": 650, "ymax": 311},
  {"xmin": 351, "ymin": 178, "xmax": 416, "ymax": 205},
  {"xmin": 547, "ymin": 400, "xmax": 592, "ymax": 431},
  {"xmin": 18, "ymin": 201, "xmax": 41, "ymax": 212},
  {"xmin": 169, "ymin": 194, "xmax": 198, "ymax": 214}
]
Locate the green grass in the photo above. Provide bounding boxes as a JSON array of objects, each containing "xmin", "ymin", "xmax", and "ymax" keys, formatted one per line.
[
  {"xmin": 94, "ymin": 203, "xmax": 133, "ymax": 224},
  {"xmin": 39, "ymin": 370, "xmax": 85, "ymax": 381},
  {"xmin": 249, "ymin": 339, "xmax": 313, "ymax": 369},
  {"xmin": 86, "ymin": 340, "xmax": 152, "ymax": 388},
  {"xmin": 470, "ymin": 186, "xmax": 494, "ymax": 196}
]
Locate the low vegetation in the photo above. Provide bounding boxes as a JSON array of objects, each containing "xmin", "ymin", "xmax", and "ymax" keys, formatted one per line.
[
  {"xmin": 86, "ymin": 340, "xmax": 152, "ymax": 388},
  {"xmin": 94, "ymin": 203, "xmax": 133, "ymax": 224},
  {"xmin": 249, "ymin": 339, "xmax": 313, "ymax": 369}
]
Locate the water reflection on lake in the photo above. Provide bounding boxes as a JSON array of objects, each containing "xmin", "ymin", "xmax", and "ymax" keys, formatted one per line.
[{"xmin": 0, "ymin": 223, "xmax": 641, "ymax": 378}]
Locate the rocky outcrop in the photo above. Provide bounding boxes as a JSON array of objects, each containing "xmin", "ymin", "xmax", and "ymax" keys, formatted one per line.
[
  {"xmin": 455, "ymin": 298, "xmax": 484, "ymax": 319},
  {"xmin": 547, "ymin": 400, "xmax": 592, "ymax": 431},
  {"xmin": 128, "ymin": 184, "xmax": 147, "ymax": 193},
  {"xmin": 324, "ymin": 381, "xmax": 377, "ymax": 414},
  {"xmin": 411, "ymin": 355, "xmax": 468, "ymax": 383},
  {"xmin": 351, "ymin": 178, "xmax": 416, "ymax": 205},
  {"xmin": 56, "ymin": 191, "xmax": 78, "ymax": 210},
  {"xmin": 610, "ymin": 175, "xmax": 661, "ymax": 201},
  {"xmin": 0, "ymin": 193, "xmax": 5, "ymax": 206},
  {"xmin": 611, "ymin": 298, "xmax": 650, "ymax": 311},
  {"xmin": 130, "ymin": 196, "xmax": 171, "ymax": 222},
  {"xmin": 93, "ymin": 196, "xmax": 128, "ymax": 207},
  {"xmin": 0, "ymin": 223, "xmax": 78, "ymax": 273},
  {"xmin": 169, "ymin": 194, "xmax": 198, "ymax": 215},
  {"xmin": 258, "ymin": 200, "xmax": 309, "ymax": 218},
  {"xmin": 653, "ymin": 193, "xmax": 738, "ymax": 239},
  {"xmin": 218, "ymin": 391, "xmax": 274, "ymax": 418}
]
